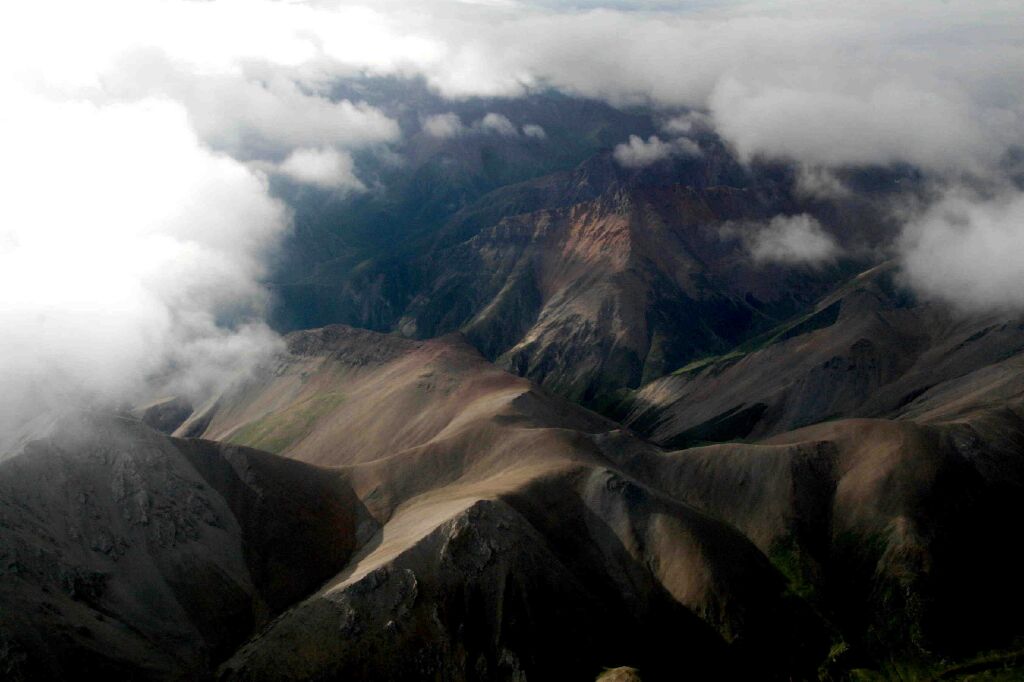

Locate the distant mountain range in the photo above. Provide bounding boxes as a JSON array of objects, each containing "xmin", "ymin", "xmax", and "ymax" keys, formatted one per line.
[{"xmin": 269, "ymin": 82, "xmax": 913, "ymax": 405}]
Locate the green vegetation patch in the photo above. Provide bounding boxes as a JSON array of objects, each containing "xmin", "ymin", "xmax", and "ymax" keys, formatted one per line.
[
  {"xmin": 227, "ymin": 391, "xmax": 346, "ymax": 454},
  {"xmin": 768, "ymin": 535, "xmax": 818, "ymax": 602}
]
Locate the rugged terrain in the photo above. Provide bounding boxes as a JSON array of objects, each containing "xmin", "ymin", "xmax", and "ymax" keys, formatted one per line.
[
  {"xmin": 4, "ymin": 318, "xmax": 1022, "ymax": 679},
  {"xmin": 3, "ymin": 86, "xmax": 1023, "ymax": 682}
]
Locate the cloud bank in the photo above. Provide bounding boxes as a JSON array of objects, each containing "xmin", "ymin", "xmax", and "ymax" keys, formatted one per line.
[
  {"xmin": 0, "ymin": 90, "xmax": 289, "ymax": 434},
  {"xmin": 2, "ymin": 0, "xmax": 1024, "ymax": 437},
  {"xmin": 14, "ymin": 0, "xmax": 1019, "ymax": 173},
  {"xmin": 901, "ymin": 190, "xmax": 1024, "ymax": 311}
]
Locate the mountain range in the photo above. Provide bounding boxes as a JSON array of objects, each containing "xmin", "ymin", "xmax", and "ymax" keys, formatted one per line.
[{"xmin": 2, "ymin": 86, "xmax": 1023, "ymax": 681}]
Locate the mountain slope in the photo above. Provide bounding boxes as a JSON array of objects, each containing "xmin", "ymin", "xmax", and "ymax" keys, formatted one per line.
[
  {"xmin": 7, "ymin": 319, "xmax": 1024, "ymax": 679},
  {"xmin": 0, "ymin": 413, "xmax": 373, "ymax": 680},
  {"xmin": 271, "ymin": 108, "xmax": 910, "ymax": 405},
  {"xmin": 598, "ymin": 409, "xmax": 1024, "ymax": 669},
  {"xmin": 189, "ymin": 324, "xmax": 1024, "ymax": 678},
  {"xmin": 618, "ymin": 262, "xmax": 1024, "ymax": 446},
  {"xmin": 181, "ymin": 326, "xmax": 827, "ymax": 679}
]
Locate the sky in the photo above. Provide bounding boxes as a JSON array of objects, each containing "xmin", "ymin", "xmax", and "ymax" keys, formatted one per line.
[{"xmin": 1, "ymin": 0, "xmax": 1022, "ymax": 434}]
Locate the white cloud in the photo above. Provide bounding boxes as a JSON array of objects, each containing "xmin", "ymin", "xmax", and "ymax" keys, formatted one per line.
[
  {"xmin": 613, "ymin": 134, "xmax": 700, "ymax": 168},
  {"xmin": 522, "ymin": 123, "xmax": 547, "ymax": 139},
  {"xmin": 661, "ymin": 111, "xmax": 711, "ymax": 135},
  {"xmin": 0, "ymin": 90, "xmax": 289, "ymax": 434},
  {"xmin": 276, "ymin": 147, "xmax": 365, "ymax": 191},
  {"xmin": 900, "ymin": 190, "xmax": 1024, "ymax": 311},
  {"xmin": 479, "ymin": 112, "xmax": 518, "ymax": 136},
  {"xmin": 794, "ymin": 166, "xmax": 851, "ymax": 200},
  {"xmin": 422, "ymin": 112, "xmax": 466, "ymax": 138},
  {"xmin": 100, "ymin": 54, "xmax": 401, "ymax": 160},
  {"xmin": 7, "ymin": 1, "xmax": 1020, "ymax": 174},
  {"xmin": 724, "ymin": 214, "xmax": 841, "ymax": 266},
  {"xmin": 709, "ymin": 78, "xmax": 1003, "ymax": 171},
  {"xmin": 2, "ymin": 0, "xmax": 1024, "ymax": 433}
]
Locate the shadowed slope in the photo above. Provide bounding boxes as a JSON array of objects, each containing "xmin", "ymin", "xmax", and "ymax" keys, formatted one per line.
[
  {"xmin": 0, "ymin": 413, "xmax": 374, "ymax": 681},
  {"xmin": 599, "ymin": 407, "xmax": 1024, "ymax": 669}
]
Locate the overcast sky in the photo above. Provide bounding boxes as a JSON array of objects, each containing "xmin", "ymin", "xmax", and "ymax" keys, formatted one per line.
[{"xmin": 1, "ymin": 0, "xmax": 1023, "ymax": 432}]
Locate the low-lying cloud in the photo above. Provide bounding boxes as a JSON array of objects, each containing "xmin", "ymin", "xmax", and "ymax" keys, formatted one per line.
[
  {"xmin": 421, "ymin": 111, "xmax": 546, "ymax": 140},
  {"xmin": 613, "ymin": 134, "xmax": 700, "ymax": 168},
  {"xmin": 276, "ymin": 147, "xmax": 366, "ymax": 191},
  {"xmin": 723, "ymin": 214, "xmax": 842, "ymax": 267},
  {"xmin": 422, "ymin": 112, "xmax": 467, "ymax": 138},
  {"xmin": 0, "ymin": 90, "xmax": 289, "ymax": 435},
  {"xmin": 522, "ymin": 123, "xmax": 547, "ymax": 139},
  {"xmin": 480, "ymin": 112, "xmax": 518, "ymax": 136},
  {"xmin": 900, "ymin": 190, "xmax": 1024, "ymax": 311}
]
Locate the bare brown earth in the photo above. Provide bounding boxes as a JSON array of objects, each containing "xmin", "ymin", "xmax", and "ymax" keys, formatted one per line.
[
  {"xmin": 3, "ymin": 320, "xmax": 1024, "ymax": 679},
  {"xmin": 189, "ymin": 323, "xmax": 1024, "ymax": 679}
]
